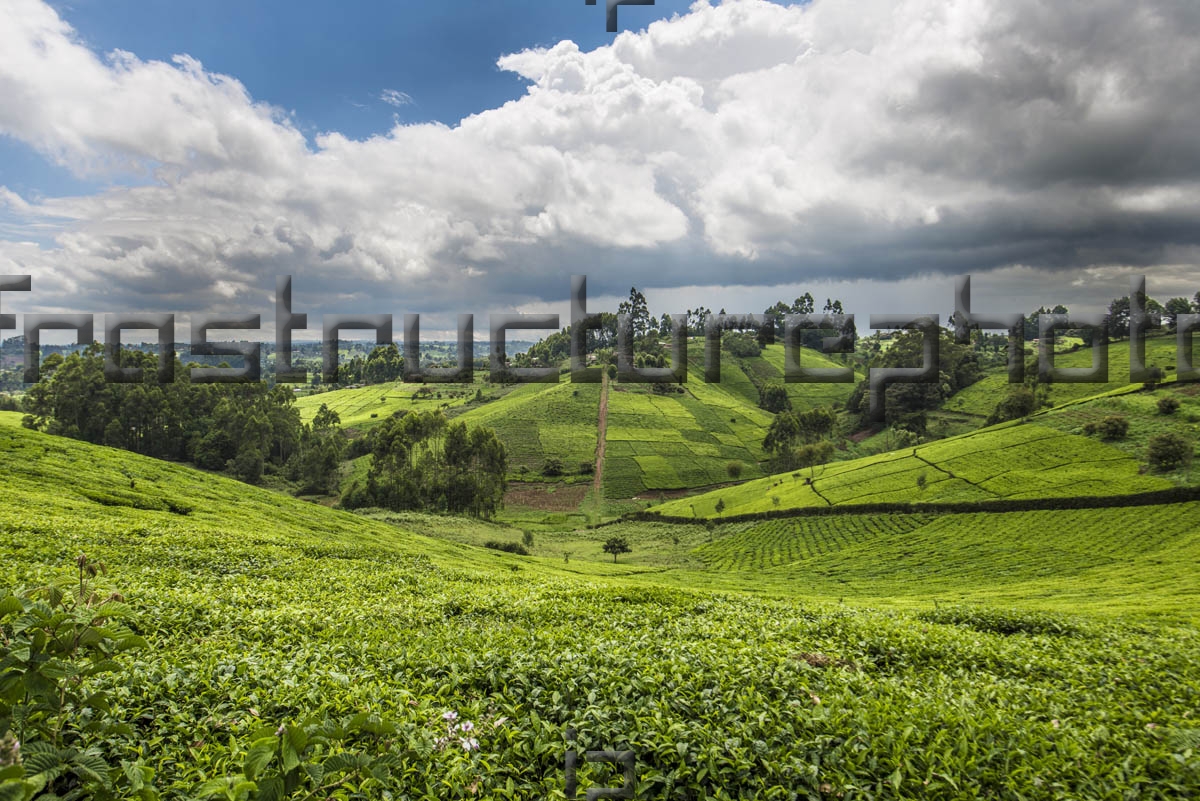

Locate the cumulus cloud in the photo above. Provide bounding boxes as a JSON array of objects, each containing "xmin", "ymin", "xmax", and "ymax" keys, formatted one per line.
[{"xmin": 0, "ymin": 0, "xmax": 1198, "ymax": 335}]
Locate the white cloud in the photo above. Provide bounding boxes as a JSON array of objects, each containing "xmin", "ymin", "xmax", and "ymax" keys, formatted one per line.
[
  {"xmin": 380, "ymin": 89, "xmax": 413, "ymax": 108},
  {"xmin": 0, "ymin": 0, "xmax": 1198, "ymax": 334}
]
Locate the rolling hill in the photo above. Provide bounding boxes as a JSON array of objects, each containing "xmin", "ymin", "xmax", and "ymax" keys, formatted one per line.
[
  {"xmin": 648, "ymin": 420, "xmax": 1179, "ymax": 519},
  {"xmin": 2, "ymin": 412, "xmax": 1199, "ymax": 798}
]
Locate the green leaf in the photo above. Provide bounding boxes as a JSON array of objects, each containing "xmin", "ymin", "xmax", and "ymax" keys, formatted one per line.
[{"xmin": 242, "ymin": 743, "xmax": 274, "ymax": 782}]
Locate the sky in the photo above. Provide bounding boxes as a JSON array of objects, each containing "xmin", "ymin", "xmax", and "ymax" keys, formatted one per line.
[{"xmin": 2, "ymin": 0, "xmax": 1200, "ymax": 344}]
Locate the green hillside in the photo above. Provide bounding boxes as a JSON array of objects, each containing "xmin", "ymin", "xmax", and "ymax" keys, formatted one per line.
[
  {"xmin": 649, "ymin": 421, "xmax": 1176, "ymax": 518},
  {"xmin": 647, "ymin": 504, "xmax": 1200, "ymax": 616},
  {"xmin": 454, "ymin": 381, "xmax": 602, "ymax": 477},
  {"xmin": 944, "ymin": 335, "xmax": 1181, "ymax": 417},
  {"xmin": 294, "ymin": 380, "xmax": 476, "ymax": 428},
  {"xmin": 3, "ymin": 413, "xmax": 1200, "ymax": 798}
]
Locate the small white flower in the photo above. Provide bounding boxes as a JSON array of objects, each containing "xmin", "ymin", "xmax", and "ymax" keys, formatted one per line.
[
  {"xmin": 442, "ymin": 710, "xmax": 459, "ymax": 722},
  {"xmin": 460, "ymin": 737, "xmax": 479, "ymax": 751},
  {"xmin": 457, "ymin": 721, "xmax": 474, "ymax": 732}
]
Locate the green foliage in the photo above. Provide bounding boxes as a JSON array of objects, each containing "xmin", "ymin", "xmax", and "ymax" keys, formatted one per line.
[
  {"xmin": 0, "ymin": 555, "xmax": 151, "ymax": 801},
  {"xmin": 986, "ymin": 386, "xmax": 1037, "ymax": 425},
  {"xmin": 483, "ymin": 541, "xmax": 529, "ymax": 555},
  {"xmin": 721, "ymin": 331, "xmax": 761, "ymax": 358},
  {"xmin": 757, "ymin": 382, "xmax": 791, "ymax": 413},
  {"xmin": 602, "ymin": 536, "xmax": 632, "ymax": 562},
  {"xmin": 654, "ymin": 423, "xmax": 1174, "ymax": 518},
  {"xmin": 345, "ymin": 410, "xmax": 507, "ymax": 518},
  {"xmin": 1148, "ymin": 432, "xmax": 1193, "ymax": 472},
  {"xmin": 22, "ymin": 345, "xmax": 301, "ymax": 483},
  {"xmin": 1158, "ymin": 395, "xmax": 1182, "ymax": 415},
  {"xmin": 917, "ymin": 605, "xmax": 1082, "ymax": 637},
  {"xmin": 2, "ymin": 423, "xmax": 1200, "ymax": 797},
  {"xmin": 1084, "ymin": 415, "xmax": 1130, "ymax": 441}
]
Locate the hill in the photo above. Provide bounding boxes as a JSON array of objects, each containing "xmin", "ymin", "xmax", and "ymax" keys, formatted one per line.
[
  {"xmin": 648, "ymin": 421, "xmax": 1177, "ymax": 518},
  {"xmin": 944, "ymin": 334, "xmax": 1181, "ymax": 418},
  {"xmin": 1, "ymin": 413, "xmax": 1199, "ymax": 798}
]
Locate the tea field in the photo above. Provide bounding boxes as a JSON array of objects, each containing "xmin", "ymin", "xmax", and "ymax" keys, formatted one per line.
[
  {"xmin": 648, "ymin": 421, "xmax": 1175, "ymax": 518},
  {"xmin": 2, "ymin": 413, "xmax": 1199, "ymax": 799},
  {"xmin": 943, "ymin": 335, "xmax": 1182, "ymax": 418},
  {"xmin": 294, "ymin": 382, "xmax": 479, "ymax": 429}
]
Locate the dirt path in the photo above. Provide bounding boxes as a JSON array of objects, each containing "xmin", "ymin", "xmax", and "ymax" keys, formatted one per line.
[{"xmin": 592, "ymin": 372, "xmax": 609, "ymax": 512}]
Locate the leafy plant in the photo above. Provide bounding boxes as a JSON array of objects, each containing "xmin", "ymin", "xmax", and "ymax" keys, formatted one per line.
[
  {"xmin": 0, "ymin": 555, "xmax": 151, "ymax": 801},
  {"xmin": 1157, "ymin": 395, "xmax": 1181, "ymax": 415},
  {"xmin": 1148, "ymin": 432, "xmax": 1193, "ymax": 472}
]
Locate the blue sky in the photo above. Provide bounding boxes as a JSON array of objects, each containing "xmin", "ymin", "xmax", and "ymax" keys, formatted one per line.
[{"xmin": 1, "ymin": 0, "xmax": 696, "ymax": 199}]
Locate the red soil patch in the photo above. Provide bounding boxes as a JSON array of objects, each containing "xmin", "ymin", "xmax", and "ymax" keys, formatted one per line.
[{"xmin": 504, "ymin": 482, "xmax": 590, "ymax": 512}]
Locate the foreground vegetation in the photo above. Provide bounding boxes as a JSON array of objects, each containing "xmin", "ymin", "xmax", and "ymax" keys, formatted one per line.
[{"xmin": 1, "ymin": 414, "xmax": 1199, "ymax": 799}]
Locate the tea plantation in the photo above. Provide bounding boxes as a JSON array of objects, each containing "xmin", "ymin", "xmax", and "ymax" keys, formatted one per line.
[
  {"xmin": 648, "ymin": 422, "xmax": 1176, "ymax": 518},
  {"xmin": 1, "ymin": 413, "xmax": 1198, "ymax": 799}
]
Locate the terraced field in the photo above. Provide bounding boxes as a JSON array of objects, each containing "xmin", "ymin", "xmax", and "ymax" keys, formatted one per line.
[
  {"xmin": 602, "ymin": 380, "xmax": 774, "ymax": 498},
  {"xmin": 944, "ymin": 334, "xmax": 1182, "ymax": 417},
  {"xmin": 649, "ymin": 422, "xmax": 1176, "ymax": 518},
  {"xmin": 294, "ymin": 381, "xmax": 476, "ymax": 428},
  {"xmin": 455, "ymin": 381, "xmax": 602, "ymax": 477},
  {"xmin": 655, "ymin": 503, "xmax": 1200, "ymax": 615}
]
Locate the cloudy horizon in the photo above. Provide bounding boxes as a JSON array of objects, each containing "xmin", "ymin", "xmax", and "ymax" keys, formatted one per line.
[{"xmin": 2, "ymin": 0, "xmax": 1199, "ymax": 343}]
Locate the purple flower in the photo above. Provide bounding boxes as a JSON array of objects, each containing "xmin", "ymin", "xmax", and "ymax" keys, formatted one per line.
[
  {"xmin": 460, "ymin": 737, "xmax": 479, "ymax": 752},
  {"xmin": 442, "ymin": 711, "xmax": 458, "ymax": 722},
  {"xmin": 457, "ymin": 721, "xmax": 474, "ymax": 733}
]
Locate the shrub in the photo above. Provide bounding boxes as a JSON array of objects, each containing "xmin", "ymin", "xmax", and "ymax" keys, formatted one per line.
[
  {"xmin": 1086, "ymin": 415, "xmax": 1129, "ymax": 440},
  {"xmin": 918, "ymin": 604, "xmax": 1081, "ymax": 637},
  {"xmin": 522, "ymin": 530, "xmax": 535, "ymax": 548},
  {"xmin": 1157, "ymin": 395, "xmax": 1181, "ymax": 415},
  {"xmin": 542, "ymin": 457, "xmax": 564, "ymax": 477},
  {"xmin": 726, "ymin": 461, "xmax": 744, "ymax": 479},
  {"xmin": 1148, "ymin": 432, "xmax": 1193, "ymax": 472},
  {"xmin": 484, "ymin": 540, "xmax": 529, "ymax": 555},
  {"xmin": 715, "ymin": 499, "xmax": 726, "ymax": 514}
]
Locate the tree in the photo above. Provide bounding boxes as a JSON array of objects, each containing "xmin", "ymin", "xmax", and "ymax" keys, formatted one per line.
[
  {"xmin": 617, "ymin": 287, "xmax": 652, "ymax": 340},
  {"xmin": 1165, "ymin": 297, "xmax": 1193, "ymax": 329},
  {"xmin": 759, "ymin": 382, "xmax": 792, "ymax": 413},
  {"xmin": 1148, "ymin": 432, "xmax": 1193, "ymax": 472},
  {"xmin": 714, "ymin": 498, "xmax": 726, "ymax": 515},
  {"xmin": 986, "ymin": 386, "xmax": 1037, "ymax": 425},
  {"xmin": 726, "ymin": 460, "xmax": 743, "ymax": 479},
  {"xmin": 350, "ymin": 410, "xmax": 507, "ymax": 517},
  {"xmin": 603, "ymin": 536, "xmax": 631, "ymax": 563}
]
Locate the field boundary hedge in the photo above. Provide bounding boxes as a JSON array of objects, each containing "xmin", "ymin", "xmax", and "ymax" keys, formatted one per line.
[{"xmin": 632, "ymin": 485, "xmax": 1200, "ymax": 525}]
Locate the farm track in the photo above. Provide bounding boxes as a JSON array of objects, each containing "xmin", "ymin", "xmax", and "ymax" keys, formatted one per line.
[{"xmin": 593, "ymin": 372, "xmax": 609, "ymax": 504}]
